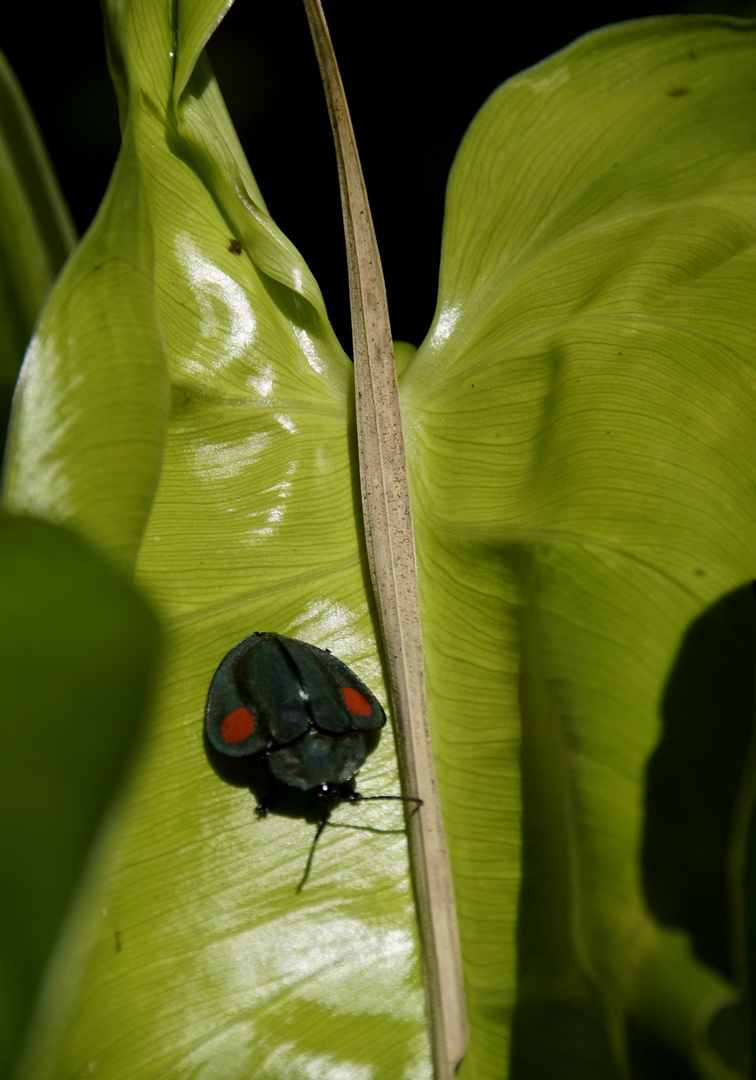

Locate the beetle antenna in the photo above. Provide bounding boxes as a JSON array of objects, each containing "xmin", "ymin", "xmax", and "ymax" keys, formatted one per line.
[{"xmin": 296, "ymin": 804, "xmax": 331, "ymax": 894}]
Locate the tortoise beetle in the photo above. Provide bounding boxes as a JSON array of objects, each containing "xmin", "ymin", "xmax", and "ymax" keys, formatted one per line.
[{"xmin": 205, "ymin": 632, "xmax": 420, "ymax": 859}]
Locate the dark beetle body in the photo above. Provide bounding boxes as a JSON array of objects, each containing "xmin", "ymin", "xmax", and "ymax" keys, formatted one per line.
[{"xmin": 205, "ymin": 633, "xmax": 386, "ymax": 799}]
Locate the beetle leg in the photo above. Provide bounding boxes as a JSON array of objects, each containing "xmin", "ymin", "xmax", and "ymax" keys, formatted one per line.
[
  {"xmin": 337, "ymin": 783, "xmax": 363, "ymax": 803},
  {"xmin": 313, "ymin": 802, "xmax": 331, "ymax": 845},
  {"xmin": 254, "ymin": 788, "xmax": 276, "ymax": 817}
]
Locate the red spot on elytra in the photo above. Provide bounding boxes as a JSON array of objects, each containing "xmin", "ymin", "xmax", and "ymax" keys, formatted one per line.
[
  {"xmin": 220, "ymin": 707, "xmax": 256, "ymax": 744},
  {"xmin": 341, "ymin": 686, "xmax": 371, "ymax": 717}
]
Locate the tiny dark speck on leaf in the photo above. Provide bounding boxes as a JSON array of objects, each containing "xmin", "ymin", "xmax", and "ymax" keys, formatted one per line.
[
  {"xmin": 668, "ymin": 87, "xmax": 690, "ymax": 98},
  {"xmin": 115, "ymin": 931, "xmax": 122, "ymax": 952},
  {"xmin": 228, "ymin": 238, "xmax": 242, "ymax": 254},
  {"xmin": 694, "ymin": 568, "xmax": 707, "ymax": 577}
]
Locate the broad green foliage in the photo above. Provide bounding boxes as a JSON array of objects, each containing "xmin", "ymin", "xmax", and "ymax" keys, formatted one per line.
[
  {"xmin": 403, "ymin": 17, "xmax": 756, "ymax": 1079},
  {"xmin": 4, "ymin": 0, "xmax": 426, "ymax": 1077},
  {"xmin": 0, "ymin": 514, "xmax": 159, "ymax": 1079},
  {"xmin": 2, "ymin": 3, "xmax": 756, "ymax": 1079}
]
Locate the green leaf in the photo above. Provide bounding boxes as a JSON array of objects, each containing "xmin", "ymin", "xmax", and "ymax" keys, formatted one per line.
[
  {"xmin": 4, "ymin": 5, "xmax": 756, "ymax": 1080},
  {"xmin": 0, "ymin": 50, "xmax": 76, "ymax": 444},
  {"xmin": 0, "ymin": 513, "xmax": 159, "ymax": 1078},
  {"xmin": 5, "ymin": 1, "xmax": 427, "ymax": 1078},
  {"xmin": 402, "ymin": 15, "xmax": 756, "ymax": 1078}
]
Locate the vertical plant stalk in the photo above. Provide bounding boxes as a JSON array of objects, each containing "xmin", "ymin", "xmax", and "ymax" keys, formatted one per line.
[{"xmin": 302, "ymin": 2, "xmax": 467, "ymax": 1076}]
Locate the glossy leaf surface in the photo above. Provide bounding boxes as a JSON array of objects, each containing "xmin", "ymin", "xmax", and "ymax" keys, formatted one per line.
[{"xmin": 5, "ymin": 0, "xmax": 426, "ymax": 1076}]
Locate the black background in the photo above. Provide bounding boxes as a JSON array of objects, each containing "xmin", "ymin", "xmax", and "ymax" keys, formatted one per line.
[{"xmin": 3, "ymin": 0, "xmax": 751, "ymax": 351}]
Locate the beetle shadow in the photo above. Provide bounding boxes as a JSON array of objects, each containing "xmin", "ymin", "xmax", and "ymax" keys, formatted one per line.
[
  {"xmin": 204, "ymin": 730, "xmax": 323, "ymax": 826},
  {"xmin": 203, "ymin": 728, "xmax": 384, "ymax": 828},
  {"xmin": 295, "ymin": 806, "xmax": 418, "ymax": 893},
  {"xmin": 204, "ymin": 727, "xmax": 414, "ymax": 891},
  {"xmin": 325, "ymin": 820, "xmax": 410, "ymax": 835}
]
